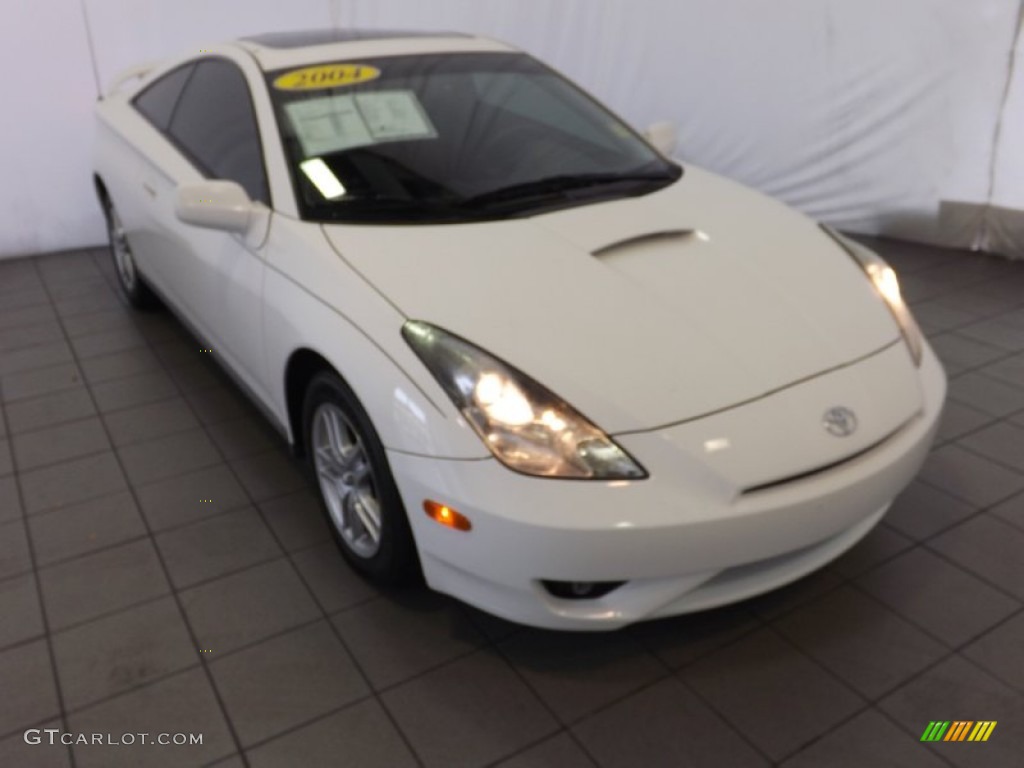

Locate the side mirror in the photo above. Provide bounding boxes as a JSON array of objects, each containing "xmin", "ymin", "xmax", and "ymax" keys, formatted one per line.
[
  {"xmin": 175, "ymin": 180, "xmax": 253, "ymax": 233},
  {"xmin": 644, "ymin": 121, "xmax": 678, "ymax": 157}
]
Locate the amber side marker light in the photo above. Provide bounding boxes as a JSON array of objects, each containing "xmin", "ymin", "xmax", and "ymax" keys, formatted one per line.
[{"xmin": 424, "ymin": 501, "xmax": 472, "ymax": 531}]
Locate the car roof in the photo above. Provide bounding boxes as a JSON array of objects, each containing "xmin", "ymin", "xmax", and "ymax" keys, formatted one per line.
[
  {"xmin": 234, "ymin": 28, "xmax": 516, "ymax": 71},
  {"xmin": 241, "ymin": 29, "xmax": 471, "ymax": 49}
]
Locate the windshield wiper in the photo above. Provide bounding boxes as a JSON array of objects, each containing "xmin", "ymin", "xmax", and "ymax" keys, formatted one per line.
[
  {"xmin": 314, "ymin": 194, "xmax": 479, "ymax": 223},
  {"xmin": 461, "ymin": 170, "xmax": 680, "ymax": 210}
]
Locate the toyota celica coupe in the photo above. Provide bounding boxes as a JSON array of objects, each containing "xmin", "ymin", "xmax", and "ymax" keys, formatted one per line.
[{"xmin": 93, "ymin": 29, "xmax": 946, "ymax": 629}]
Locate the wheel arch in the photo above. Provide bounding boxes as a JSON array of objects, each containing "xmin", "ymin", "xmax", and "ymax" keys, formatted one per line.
[
  {"xmin": 265, "ymin": 267, "xmax": 484, "ymax": 460},
  {"xmin": 94, "ymin": 174, "xmax": 110, "ymax": 208},
  {"xmin": 284, "ymin": 347, "xmax": 344, "ymax": 458}
]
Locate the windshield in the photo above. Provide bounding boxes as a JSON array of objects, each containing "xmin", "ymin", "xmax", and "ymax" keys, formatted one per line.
[{"xmin": 267, "ymin": 52, "xmax": 681, "ymax": 223}]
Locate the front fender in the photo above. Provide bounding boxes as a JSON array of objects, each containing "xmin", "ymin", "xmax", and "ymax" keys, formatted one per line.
[{"xmin": 261, "ymin": 218, "xmax": 486, "ymax": 459}]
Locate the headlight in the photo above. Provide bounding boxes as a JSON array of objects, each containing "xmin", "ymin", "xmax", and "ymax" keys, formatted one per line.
[
  {"xmin": 822, "ymin": 226, "xmax": 924, "ymax": 366},
  {"xmin": 403, "ymin": 321, "xmax": 647, "ymax": 480}
]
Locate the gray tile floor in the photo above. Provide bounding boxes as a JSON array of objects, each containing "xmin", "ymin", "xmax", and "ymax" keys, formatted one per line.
[{"xmin": 0, "ymin": 237, "xmax": 1023, "ymax": 767}]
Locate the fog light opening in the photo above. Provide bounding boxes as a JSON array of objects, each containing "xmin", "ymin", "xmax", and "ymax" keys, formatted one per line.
[
  {"xmin": 423, "ymin": 500, "xmax": 472, "ymax": 531},
  {"xmin": 542, "ymin": 580, "xmax": 626, "ymax": 600}
]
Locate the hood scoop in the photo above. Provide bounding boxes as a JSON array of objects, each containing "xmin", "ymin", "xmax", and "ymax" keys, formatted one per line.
[{"xmin": 592, "ymin": 229, "xmax": 695, "ymax": 258}]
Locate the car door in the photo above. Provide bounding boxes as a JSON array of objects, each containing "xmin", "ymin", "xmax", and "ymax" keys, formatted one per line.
[{"xmin": 138, "ymin": 57, "xmax": 273, "ymax": 403}]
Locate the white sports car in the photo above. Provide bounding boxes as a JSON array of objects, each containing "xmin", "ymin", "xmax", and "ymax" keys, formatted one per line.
[{"xmin": 94, "ymin": 29, "xmax": 946, "ymax": 630}]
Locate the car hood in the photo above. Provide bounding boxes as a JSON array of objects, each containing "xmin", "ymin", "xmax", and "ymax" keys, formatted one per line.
[{"xmin": 321, "ymin": 167, "xmax": 901, "ymax": 433}]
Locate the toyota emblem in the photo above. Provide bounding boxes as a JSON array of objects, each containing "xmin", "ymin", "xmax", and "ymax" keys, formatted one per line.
[{"xmin": 823, "ymin": 406, "xmax": 858, "ymax": 437}]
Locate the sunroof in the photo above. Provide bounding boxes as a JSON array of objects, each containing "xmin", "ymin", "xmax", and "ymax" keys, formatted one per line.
[{"xmin": 243, "ymin": 29, "xmax": 470, "ymax": 49}]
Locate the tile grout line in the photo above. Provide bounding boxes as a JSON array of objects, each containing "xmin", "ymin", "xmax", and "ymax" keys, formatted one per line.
[
  {"xmin": 35, "ymin": 259, "xmax": 255, "ymax": 768},
  {"xmin": 479, "ymin": 731, "xmax": 601, "ymax": 768},
  {"xmin": 665, "ymin": 539, "xmax": 1000, "ymax": 765},
  {"xmin": 470, "ymin": 643, "xmax": 599, "ymax": 768},
  {"xmin": 936, "ymin": 331, "xmax": 1024, "ymax": 378},
  {"xmin": 679, "ymin": 618, "xmax": 869, "ymax": 766},
  {"xmin": 844, "ymin": 543, "xmax": 1023, "ymax": 647},
  {"xmin": 245, "ymin": 492, "xmax": 430, "ymax": 766},
  {"xmin": 920, "ymin": 536, "xmax": 1024, "ymax": 606},
  {"xmin": 7, "ymin": 482, "xmax": 389, "ymax": 643},
  {"xmin": 944, "ymin": 437, "xmax": 1024, "ymax": 481},
  {"xmin": 915, "ymin": 469, "xmax": 1024, "ymax": 514},
  {"xmin": 8, "ymin": 260, "xmax": 92, "ymax": 767},
  {"xmin": 253, "ymin": 504, "xmax": 430, "ymax": 767},
  {"xmin": 844, "ymin": 577, "xmax": 1023, "ymax": 685},
  {"xmin": 902, "ymin": 480, "xmax": 1024, "ymax": 546},
  {"xmin": 0, "ymin": 664, "xmax": 203, "ymax": 743}
]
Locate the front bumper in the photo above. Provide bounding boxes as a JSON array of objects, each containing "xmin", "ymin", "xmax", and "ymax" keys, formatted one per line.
[{"xmin": 390, "ymin": 343, "xmax": 946, "ymax": 630}]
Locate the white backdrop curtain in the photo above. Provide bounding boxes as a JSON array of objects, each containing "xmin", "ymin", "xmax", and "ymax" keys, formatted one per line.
[{"xmin": 0, "ymin": 0, "xmax": 1021, "ymax": 260}]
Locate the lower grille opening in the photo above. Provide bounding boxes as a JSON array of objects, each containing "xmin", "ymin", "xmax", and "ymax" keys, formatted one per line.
[{"xmin": 541, "ymin": 580, "xmax": 626, "ymax": 600}]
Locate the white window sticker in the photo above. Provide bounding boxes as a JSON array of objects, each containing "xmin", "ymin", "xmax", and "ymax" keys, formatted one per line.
[
  {"xmin": 285, "ymin": 89, "xmax": 436, "ymax": 157},
  {"xmin": 285, "ymin": 95, "xmax": 372, "ymax": 156},
  {"xmin": 355, "ymin": 90, "xmax": 436, "ymax": 142}
]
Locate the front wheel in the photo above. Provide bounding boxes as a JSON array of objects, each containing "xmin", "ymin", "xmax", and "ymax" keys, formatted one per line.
[
  {"xmin": 303, "ymin": 372, "xmax": 417, "ymax": 583},
  {"xmin": 103, "ymin": 198, "xmax": 156, "ymax": 309}
]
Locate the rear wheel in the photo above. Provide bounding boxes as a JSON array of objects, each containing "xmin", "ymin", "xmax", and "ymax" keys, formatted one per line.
[
  {"xmin": 303, "ymin": 372, "xmax": 417, "ymax": 583},
  {"xmin": 103, "ymin": 199, "xmax": 156, "ymax": 309}
]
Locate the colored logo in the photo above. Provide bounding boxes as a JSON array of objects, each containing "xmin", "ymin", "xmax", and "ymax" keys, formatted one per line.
[{"xmin": 920, "ymin": 721, "xmax": 996, "ymax": 742}]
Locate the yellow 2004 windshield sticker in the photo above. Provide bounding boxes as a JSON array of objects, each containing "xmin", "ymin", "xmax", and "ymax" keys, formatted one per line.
[{"xmin": 273, "ymin": 64, "xmax": 380, "ymax": 91}]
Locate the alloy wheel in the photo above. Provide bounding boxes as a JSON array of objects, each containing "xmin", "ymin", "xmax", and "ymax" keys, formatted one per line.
[
  {"xmin": 108, "ymin": 207, "xmax": 137, "ymax": 291},
  {"xmin": 311, "ymin": 402, "xmax": 383, "ymax": 558}
]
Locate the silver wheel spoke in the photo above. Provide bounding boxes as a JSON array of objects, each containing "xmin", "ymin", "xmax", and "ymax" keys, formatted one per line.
[
  {"xmin": 352, "ymin": 493, "xmax": 381, "ymax": 544},
  {"xmin": 321, "ymin": 478, "xmax": 342, "ymax": 510},
  {"xmin": 311, "ymin": 402, "xmax": 383, "ymax": 559},
  {"xmin": 324, "ymin": 408, "xmax": 346, "ymax": 454},
  {"xmin": 315, "ymin": 444, "xmax": 344, "ymax": 478},
  {"xmin": 348, "ymin": 461, "xmax": 371, "ymax": 486},
  {"xmin": 109, "ymin": 209, "xmax": 136, "ymax": 289},
  {"xmin": 338, "ymin": 444, "xmax": 366, "ymax": 475}
]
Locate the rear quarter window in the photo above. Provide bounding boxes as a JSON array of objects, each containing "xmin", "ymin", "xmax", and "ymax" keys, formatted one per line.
[{"xmin": 132, "ymin": 64, "xmax": 194, "ymax": 131}]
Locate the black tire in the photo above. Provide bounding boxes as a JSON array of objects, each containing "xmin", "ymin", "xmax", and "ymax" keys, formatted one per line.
[
  {"xmin": 303, "ymin": 371, "xmax": 418, "ymax": 583},
  {"xmin": 102, "ymin": 197, "xmax": 157, "ymax": 310}
]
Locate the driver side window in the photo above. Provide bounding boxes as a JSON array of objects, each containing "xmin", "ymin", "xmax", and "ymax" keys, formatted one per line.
[
  {"xmin": 137, "ymin": 59, "xmax": 270, "ymax": 205},
  {"xmin": 169, "ymin": 60, "xmax": 270, "ymax": 205}
]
